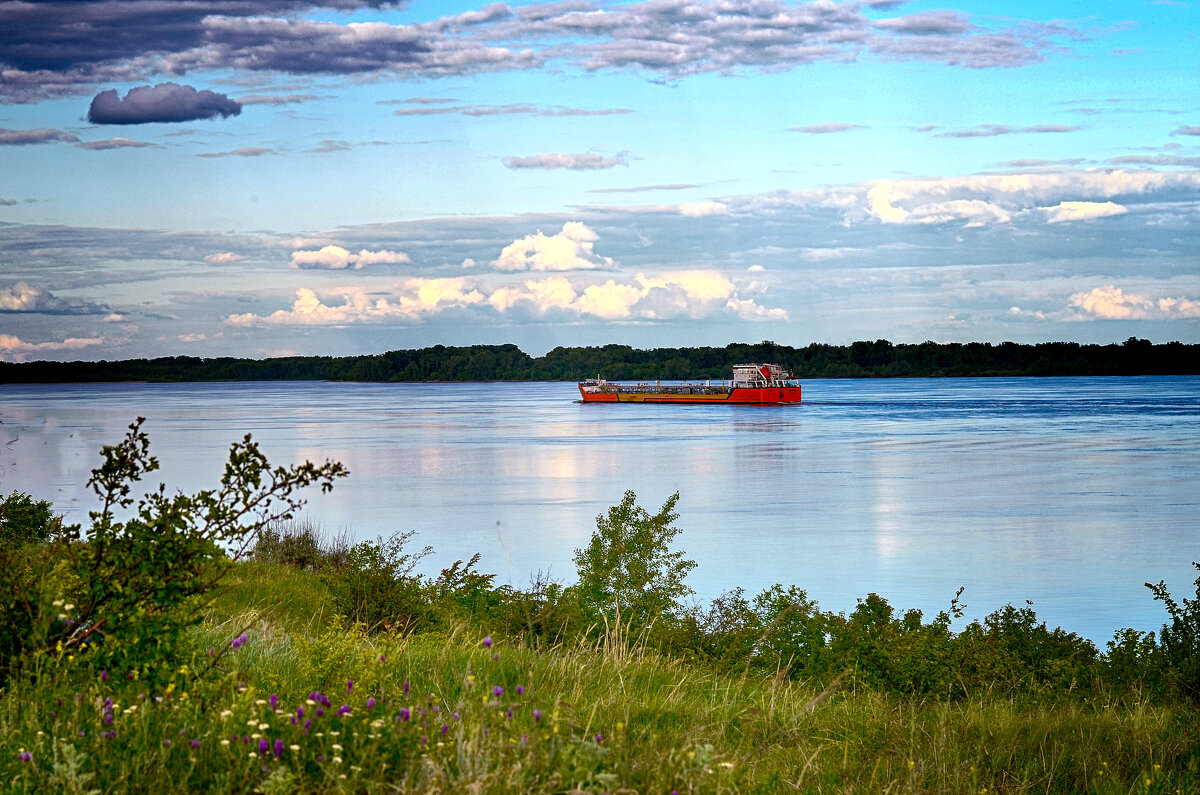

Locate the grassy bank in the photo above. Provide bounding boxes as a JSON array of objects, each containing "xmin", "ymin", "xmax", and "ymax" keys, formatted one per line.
[
  {"xmin": 3, "ymin": 560, "xmax": 1197, "ymax": 793},
  {"xmin": 3, "ymin": 421, "xmax": 1198, "ymax": 792}
]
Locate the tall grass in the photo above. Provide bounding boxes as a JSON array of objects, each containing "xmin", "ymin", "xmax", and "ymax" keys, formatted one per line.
[{"xmin": 2, "ymin": 560, "xmax": 1196, "ymax": 793}]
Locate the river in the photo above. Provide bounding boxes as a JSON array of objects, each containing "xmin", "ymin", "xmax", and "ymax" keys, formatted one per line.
[{"xmin": 2, "ymin": 376, "xmax": 1198, "ymax": 643}]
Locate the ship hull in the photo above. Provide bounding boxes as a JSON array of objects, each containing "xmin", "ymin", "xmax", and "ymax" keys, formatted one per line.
[{"xmin": 578, "ymin": 384, "xmax": 801, "ymax": 404}]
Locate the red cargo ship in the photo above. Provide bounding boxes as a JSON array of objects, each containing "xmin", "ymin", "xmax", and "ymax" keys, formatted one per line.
[{"xmin": 578, "ymin": 363, "xmax": 801, "ymax": 404}]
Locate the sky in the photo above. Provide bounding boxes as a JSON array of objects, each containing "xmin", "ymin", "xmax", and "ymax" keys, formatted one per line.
[{"xmin": 1, "ymin": 0, "xmax": 1198, "ymax": 361}]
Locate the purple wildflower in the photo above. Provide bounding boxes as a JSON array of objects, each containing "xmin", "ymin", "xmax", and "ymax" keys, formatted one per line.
[
  {"xmin": 441, "ymin": 723, "xmax": 448, "ymax": 735},
  {"xmin": 595, "ymin": 733, "xmax": 603, "ymax": 743},
  {"xmin": 100, "ymin": 670, "xmax": 108, "ymax": 683},
  {"xmin": 304, "ymin": 720, "xmax": 311, "ymax": 730},
  {"xmin": 483, "ymin": 636, "xmax": 493, "ymax": 648},
  {"xmin": 337, "ymin": 704, "xmax": 351, "ymax": 717},
  {"xmin": 431, "ymin": 705, "xmax": 439, "ymax": 713},
  {"xmin": 522, "ymin": 733, "xmax": 529, "ymax": 744},
  {"xmin": 316, "ymin": 755, "xmax": 324, "ymax": 763},
  {"xmin": 269, "ymin": 693, "xmax": 278, "ymax": 711},
  {"xmin": 316, "ymin": 707, "xmax": 324, "ymax": 717},
  {"xmin": 189, "ymin": 739, "xmax": 200, "ymax": 750},
  {"xmin": 258, "ymin": 738, "xmax": 269, "ymax": 755},
  {"xmin": 366, "ymin": 697, "xmax": 376, "ymax": 709},
  {"xmin": 398, "ymin": 708, "xmax": 411, "ymax": 722},
  {"xmin": 346, "ymin": 679, "xmax": 354, "ymax": 695},
  {"xmin": 493, "ymin": 685, "xmax": 503, "ymax": 697},
  {"xmin": 18, "ymin": 752, "xmax": 31, "ymax": 763},
  {"xmin": 506, "ymin": 708, "xmax": 512, "ymax": 720},
  {"xmin": 163, "ymin": 739, "xmax": 171, "ymax": 748},
  {"xmin": 532, "ymin": 709, "xmax": 541, "ymax": 722},
  {"xmin": 403, "ymin": 681, "xmax": 409, "ymax": 696},
  {"xmin": 296, "ymin": 705, "xmax": 304, "ymax": 719},
  {"xmin": 379, "ymin": 654, "xmax": 386, "ymax": 663},
  {"xmin": 452, "ymin": 711, "xmax": 460, "ymax": 720},
  {"xmin": 273, "ymin": 739, "xmax": 284, "ymax": 758},
  {"xmin": 232, "ymin": 633, "xmax": 248, "ymax": 649},
  {"xmin": 515, "ymin": 685, "xmax": 524, "ymax": 695}
]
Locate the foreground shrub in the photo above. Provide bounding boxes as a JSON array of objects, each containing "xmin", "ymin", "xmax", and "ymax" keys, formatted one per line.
[{"xmin": 1, "ymin": 418, "xmax": 347, "ymax": 686}]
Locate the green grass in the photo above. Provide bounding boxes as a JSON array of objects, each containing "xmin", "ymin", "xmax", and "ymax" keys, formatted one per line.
[{"xmin": 2, "ymin": 561, "xmax": 1197, "ymax": 793}]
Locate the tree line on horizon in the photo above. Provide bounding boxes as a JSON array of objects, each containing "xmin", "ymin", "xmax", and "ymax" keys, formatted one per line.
[{"xmin": 2, "ymin": 337, "xmax": 1199, "ymax": 383}]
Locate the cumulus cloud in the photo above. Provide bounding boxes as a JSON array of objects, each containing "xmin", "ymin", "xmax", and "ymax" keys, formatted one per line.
[
  {"xmin": 0, "ymin": 282, "xmax": 108, "ymax": 314},
  {"xmin": 76, "ymin": 137, "xmax": 159, "ymax": 150},
  {"xmin": 502, "ymin": 152, "xmax": 628, "ymax": 170},
  {"xmin": 488, "ymin": 270, "xmax": 786, "ymax": 321},
  {"xmin": 493, "ymin": 222, "xmax": 614, "ymax": 271},
  {"xmin": 227, "ymin": 280, "xmax": 486, "ymax": 326},
  {"xmin": 1042, "ymin": 201, "xmax": 1127, "ymax": 223},
  {"xmin": 678, "ymin": 201, "xmax": 729, "ymax": 217},
  {"xmin": 290, "ymin": 245, "xmax": 411, "ymax": 270},
  {"xmin": 87, "ymin": 83, "xmax": 242, "ymax": 124},
  {"xmin": 1069, "ymin": 285, "xmax": 1200, "ymax": 320},
  {"xmin": 225, "ymin": 269, "xmax": 786, "ymax": 327},
  {"xmin": 0, "ymin": 128, "xmax": 79, "ymax": 145},
  {"xmin": 0, "ymin": 333, "xmax": 105, "ymax": 360},
  {"xmin": 859, "ymin": 169, "xmax": 1200, "ymax": 227}
]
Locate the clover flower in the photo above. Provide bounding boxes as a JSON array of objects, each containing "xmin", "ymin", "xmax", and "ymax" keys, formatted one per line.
[
  {"xmin": 366, "ymin": 697, "xmax": 376, "ymax": 709},
  {"xmin": 398, "ymin": 708, "xmax": 411, "ymax": 722},
  {"xmin": 483, "ymin": 636, "xmax": 492, "ymax": 648},
  {"xmin": 515, "ymin": 685, "xmax": 524, "ymax": 695},
  {"xmin": 493, "ymin": 686, "xmax": 503, "ymax": 697},
  {"xmin": 18, "ymin": 751, "xmax": 31, "ymax": 763},
  {"xmin": 337, "ymin": 704, "xmax": 351, "ymax": 717}
]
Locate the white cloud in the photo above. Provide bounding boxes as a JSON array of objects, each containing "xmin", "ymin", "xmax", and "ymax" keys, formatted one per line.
[
  {"xmin": 228, "ymin": 266, "xmax": 785, "ymax": 327},
  {"xmin": 678, "ymin": 201, "xmax": 728, "ymax": 217},
  {"xmin": 0, "ymin": 333, "xmax": 105, "ymax": 360},
  {"xmin": 861, "ymin": 169, "xmax": 1200, "ymax": 226},
  {"xmin": 205, "ymin": 252, "xmax": 244, "ymax": 264},
  {"xmin": 493, "ymin": 222, "xmax": 614, "ymax": 271},
  {"xmin": 227, "ymin": 279, "xmax": 485, "ymax": 326},
  {"xmin": 1042, "ymin": 201, "xmax": 1127, "ymax": 223},
  {"xmin": 1069, "ymin": 285, "xmax": 1200, "ymax": 320},
  {"xmin": 289, "ymin": 245, "xmax": 410, "ymax": 269}
]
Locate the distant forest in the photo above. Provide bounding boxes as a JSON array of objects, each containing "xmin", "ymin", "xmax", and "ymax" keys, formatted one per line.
[{"xmin": 3, "ymin": 338, "xmax": 1199, "ymax": 383}]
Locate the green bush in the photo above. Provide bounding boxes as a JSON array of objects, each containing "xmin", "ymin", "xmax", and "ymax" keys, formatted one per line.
[
  {"xmin": 1147, "ymin": 562, "xmax": 1200, "ymax": 699},
  {"xmin": 0, "ymin": 492, "xmax": 68, "ymax": 680},
  {"xmin": 572, "ymin": 490, "xmax": 696, "ymax": 639},
  {"xmin": 5, "ymin": 418, "xmax": 347, "ymax": 686}
]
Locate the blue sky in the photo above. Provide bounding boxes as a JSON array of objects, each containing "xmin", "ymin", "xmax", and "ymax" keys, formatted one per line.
[{"xmin": 1, "ymin": 0, "xmax": 1198, "ymax": 361}]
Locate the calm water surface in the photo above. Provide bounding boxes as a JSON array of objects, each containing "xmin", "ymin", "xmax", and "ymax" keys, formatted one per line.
[{"xmin": 2, "ymin": 377, "xmax": 1198, "ymax": 643}]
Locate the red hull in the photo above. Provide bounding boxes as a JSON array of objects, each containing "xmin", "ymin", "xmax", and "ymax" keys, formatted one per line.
[{"xmin": 578, "ymin": 384, "xmax": 801, "ymax": 404}]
